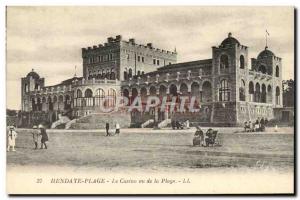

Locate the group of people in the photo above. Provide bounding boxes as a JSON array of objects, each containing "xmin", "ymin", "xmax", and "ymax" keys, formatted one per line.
[
  {"xmin": 171, "ymin": 120, "xmax": 190, "ymax": 130},
  {"xmin": 244, "ymin": 117, "xmax": 268, "ymax": 132},
  {"xmin": 193, "ymin": 126, "xmax": 218, "ymax": 147},
  {"xmin": 6, "ymin": 124, "xmax": 49, "ymax": 152},
  {"xmin": 105, "ymin": 122, "xmax": 120, "ymax": 136},
  {"xmin": 32, "ymin": 125, "xmax": 49, "ymax": 149}
]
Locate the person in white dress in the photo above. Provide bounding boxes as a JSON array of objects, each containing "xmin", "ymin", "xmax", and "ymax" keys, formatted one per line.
[
  {"xmin": 115, "ymin": 123, "xmax": 120, "ymax": 135},
  {"xmin": 186, "ymin": 120, "xmax": 190, "ymax": 129},
  {"xmin": 7, "ymin": 126, "xmax": 17, "ymax": 152}
]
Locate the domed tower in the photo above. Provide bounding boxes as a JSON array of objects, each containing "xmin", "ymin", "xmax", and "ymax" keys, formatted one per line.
[
  {"xmin": 252, "ymin": 46, "xmax": 282, "ymax": 107},
  {"xmin": 21, "ymin": 69, "xmax": 45, "ymax": 111},
  {"xmin": 211, "ymin": 32, "xmax": 249, "ymax": 125}
]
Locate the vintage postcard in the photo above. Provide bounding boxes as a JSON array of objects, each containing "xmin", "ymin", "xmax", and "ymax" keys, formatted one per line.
[{"xmin": 6, "ymin": 6, "xmax": 295, "ymax": 194}]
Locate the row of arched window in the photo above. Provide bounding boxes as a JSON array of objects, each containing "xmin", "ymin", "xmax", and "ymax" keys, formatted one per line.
[
  {"xmin": 75, "ymin": 88, "xmax": 117, "ymax": 107},
  {"xmin": 88, "ymin": 69, "xmax": 116, "ymax": 80},
  {"xmin": 124, "ymin": 69, "xmax": 145, "ymax": 80},
  {"xmin": 220, "ymin": 54, "xmax": 280, "ymax": 77},
  {"xmin": 239, "ymin": 80, "xmax": 280, "ymax": 104},
  {"xmin": 31, "ymin": 95, "xmax": 71, "ymax": 111},
  {"xmin": 220, "ymin": 54, "xmax": 245, "ymax": 69}
]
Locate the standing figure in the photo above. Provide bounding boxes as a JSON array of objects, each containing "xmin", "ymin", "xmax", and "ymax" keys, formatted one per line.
[
  {"xmin": 186, "ymin": 120, "xmax": 190, "ymax": 129},
  {"xmin": 244, "ymin": 121, "xmax": 248, "ymax": 132},
  {"xmin": 32, "ymin": 125, "xmax": 39, "ymax": 150},
  {"xmin": 115, "ymin": 123, "xmax": 120, "ymax": 135},
  {"xmin": 260, "ymin": 118, "xmax": 265, "ymax": 131},
  {"xmin": 7, "ymin": 126, "xmax": 17, "ymax": 152},
  {"xmin": 105, "ymin": 122, "xmax": 110, "ymax": 136},
  {"xmin": 39, "ymin": 124, "xmax": 48, "ymax": 149}
]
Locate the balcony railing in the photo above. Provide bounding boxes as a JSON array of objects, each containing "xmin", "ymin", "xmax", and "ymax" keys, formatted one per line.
[
  {"xmin": 125, "ymin": 70, "xmax": 212, "ymax": 85},
  {"xmin": 249, "ymin": 70, "xmax": 272, "ymax": 80}
]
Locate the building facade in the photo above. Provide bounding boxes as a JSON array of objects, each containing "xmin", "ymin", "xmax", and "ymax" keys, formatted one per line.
[{"xmin": 20, "ymin": 33, "xmax": 283, "ymax": 127}]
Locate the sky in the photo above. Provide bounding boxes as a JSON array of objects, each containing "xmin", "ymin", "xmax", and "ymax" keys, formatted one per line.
[{"xmin": 6, "ymin": 6, "xmax": 294, "ymax": 110}]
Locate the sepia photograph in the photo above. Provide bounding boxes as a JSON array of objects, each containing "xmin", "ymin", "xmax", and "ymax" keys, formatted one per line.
[{"xmin": 5, "ymin": 6, "xmax": 295, "ymax": 194}]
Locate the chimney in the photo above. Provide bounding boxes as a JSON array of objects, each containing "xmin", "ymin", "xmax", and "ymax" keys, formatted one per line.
[
  {"xmin": 116, "ymin": 35, "xmax": 122, "ymax": 41},
  {"xmin": 107, "ymin": 37, "xmax": 114, "ymax": 43},
  {"xmin": 129, "ymin": 38, "xmax": 135, "ymax": 44}
]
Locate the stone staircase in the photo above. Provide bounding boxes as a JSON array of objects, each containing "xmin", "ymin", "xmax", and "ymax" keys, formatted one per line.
[
  {"xmin": 67, "ymin": 111, "xmax": 131, "ymax": 129},
  {"xmin": 157, "ymin": 118, "xmax": 171, "ymax": 128},
  {"xmin": 51, "ymin": 116, "xmax": 71, "ymax": 129},
  {"xmin": 141, "ymin": 119, "xmax": 154, "ymax": 128}
]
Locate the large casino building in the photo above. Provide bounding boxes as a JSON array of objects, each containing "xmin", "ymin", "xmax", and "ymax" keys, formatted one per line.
[{"xmin": 19, "ymin": 33, "xmax": 283, "ymax": 128}]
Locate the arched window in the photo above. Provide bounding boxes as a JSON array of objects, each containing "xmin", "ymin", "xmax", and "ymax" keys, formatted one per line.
[
  {"xmin": 261, "ymin": 84, "xmax": 266, "ymax": 103},
  {"xmin": 276, "ymin": 86, "xmax": 280, "ymax": 105},
  {"xmin": 258, "ymin": 65, "xmax": 267, "ymax": 74},
  {"xmin": 37, "ymin": 97, "xmax": 42, "ymax": 111},
  {"xmin": 191, "ymin": 82, "xmax": 200, "ymax": 97},
  {"xmin": 255, "ymin": 83, "xmax": 261, "ymax": 102},
  {"xmin": 179, "ymin": 83, "xmax": 188, "ymax": 96},
  {"xmin": 219, "ymin": 79, "xmax": 230, "ymax": 101},
  {"xmin": 276, "ymin": 65, "xmax": 279, "ymax": 77},
  {"xmin": 240, "ymin": 55, "xmax": 245, "ymax": 69},
  {"xmin": 77, "ymin": 89, "xmax": 82, "ymax": 98},
  {"xmin": 158, "ymin": 85, "xmax": 167, "ymax": 97},
  {"xmin": 110, "ymin": 69, "xmax": 115, "ymax": 80},
  {"xmin": 84, "ymin": 89, "xmax": 93, "ymax": 98},
  {"xmin": 267, "ymin": 85, "xmax": 272, "ymax": 103},
  {"xmin": 239, "ymin": 79, "xmax": 245, "ymax": 101},
  {"xmin": 149, "ymin": 86, "xmax": 157, "ymax": 96},
  {"xmin": 169, "ymin": 84, "xmax": 177, "ymax": 96},
  {"xmin": 35, "ymin": 83, "xmax": 39, "ymax": 90},
  {"xmin": 249, "ymin": 81, "xmax": 254, "ymax": 102},
  {"xmin": 106, "ymin": 69, "xmax": 110, "ymax": 79},
  {"xmin": 124, "ymin": 71, "xmax": 128, "ymax": 80},
  {"xmin": 64, "ymin": 95, "xmax": 71, "ymax": 110},
  {"xmin": 95, "ymin": 88, "xmax": 105, "ymax": 97},
  {"xmin": 202, "ymin": 81, "xmax": 212, "ymax": 102},
  {"xmin": 48, "ymin": 96, "xmax": 53, "ymax": 111},
  {"xmin": 107, "ymin": 88, "xmax": 116, "ymax": 107},
  {"xmin": 128, "ymin": 68, "xmax": 133, "ymax": 79},
  {"xmin": 220, "ymin": 55, "xmax": 229, "ymax": 69},
  {"xmin": 95, "ymin": 88, "xmax": 105, "ymax": 106}
]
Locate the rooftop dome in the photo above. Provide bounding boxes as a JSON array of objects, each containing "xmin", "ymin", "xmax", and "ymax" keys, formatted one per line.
[
  {"xmin": 26, "ymin": 69, "xmax": 40, "ymax": 79},
  {"xmin": 257, "ymin": 46, "xmax": 275, "ymax": 59},
  {"xmin": 221, "ymin": 32, "xmax": 240, "ymax": 46}
]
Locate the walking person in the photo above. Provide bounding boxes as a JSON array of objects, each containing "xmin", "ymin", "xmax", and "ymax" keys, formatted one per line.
[
  {"xmin": 7, "ymin": 126, "xmax": 17, "ymax": 152},
  {"xmin": 39, "ymin": 124, "xmax": 48, "ymax": 149},
  {"xmin": 260, "ymin": 117, "xmax": 265, "ymax": 131},
  {"xmin": 115, "ymin": 123, "xmax": 120, "ymax": 135},
  {"xmin": 105, "ymin": 122, "xmax": 110, "ymax": 136},
  {"xmin": 32, "ymin": 125, "xmax": 39, "ymax": 150}
]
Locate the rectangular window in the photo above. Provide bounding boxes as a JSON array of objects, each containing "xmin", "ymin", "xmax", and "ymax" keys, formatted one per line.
[
  {"xmin": 157, "ymin": 60, "xmax": 160, "ymax": 65},
  {"xmin": 101, "ymin": 56, "xmax": 103, "ymax": 62},
  {"xmin": 110, "ymin": 53, "xmax": 113, "ymax": 60},
  {"xmin": 127, "ymin": 54, "xmax": 130, "ymax": 60},
  {"xmin": 142, "ymin": 57, "xmax": 144, "ymax": 63},
  {"xmin": 153, "ymin": 59, "xmax": 156, "ymax": 65},
  {"xmin": 138, "ymin": 56, "xmax": 140, "ymax": 62}
]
